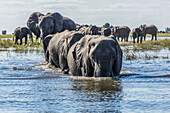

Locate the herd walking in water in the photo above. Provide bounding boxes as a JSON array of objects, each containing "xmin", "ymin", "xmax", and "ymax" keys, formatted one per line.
[{"xmin": 13, "ymin": 12, "xmax": 158, "ymax": 77}]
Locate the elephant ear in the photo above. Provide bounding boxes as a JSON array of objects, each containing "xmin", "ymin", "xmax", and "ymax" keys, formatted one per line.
[
  {"xmin": 50, "ymin": 12, "xmax": 63, "ymax": 33},
  {"xmin": 112, "ymin": 38, "xmax": 123, "ymax": 76}
]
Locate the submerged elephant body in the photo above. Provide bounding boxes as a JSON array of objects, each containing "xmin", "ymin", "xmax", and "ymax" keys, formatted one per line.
[
  {"xmin": 67, "ymin": 35, "xmax": 123, "ymax": 77},
  {"xmin": 13, "ymin": 27, "xmax": 33, "ymax": 45},
  {"xmin": 47, "ymin": 30, "xmax": 84, "ymax": 73}
]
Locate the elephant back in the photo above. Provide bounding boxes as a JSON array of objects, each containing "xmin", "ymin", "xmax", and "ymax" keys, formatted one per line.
[
  {"xmin": 62, "ymin": 17, "xmax": 76, "ymax": 31},
  {"xmin": 49, "ymin": 12, "xmax": 63, "ymax": 33}
]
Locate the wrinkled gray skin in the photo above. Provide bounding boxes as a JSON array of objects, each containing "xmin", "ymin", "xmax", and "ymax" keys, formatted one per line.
[
  {"xmin": 13, "ymin": 27, "xmax": 33, "ymax": 45},
  {"xmin": 79, "ymin": 25, "xmax": 98, "ymax": 35},
  {"xmin": 112, "ymin": 26, "xmax": 130, "ymax": 42},
  {"xmin": 67, "ymin": 35, "xmax": 123, "ymax": 77},
  {"xmin": 139, "ymin": 24, "xmax": 158, "ymax": 41},
  {"xmin": 101, "ymin": 28, "xmax": 111, "ymax": 36},
  {"xmin": 47, "ymin": 30, "xmax": 84, "ymax": 73},
  {"xmin": 27, "ymin": 12, "xmax": 44, "ymax": 40},
  {"xmin": 38, "ymin": 12, "xmax": 63, "ymax": 58},
  {"xmin": 62, "ymin": 17, "xmax": 76, "ymax": 31},
  {"xmin": 132, "ymin": 28, "xmax": 144, "ymax": 44},
  {"xmin": 39, "ymin": 12, "xmax": 63, "ymax": 41},
  {"xmin": 43, "ymin": 34, "xmax": 54, "ymax": 62}
]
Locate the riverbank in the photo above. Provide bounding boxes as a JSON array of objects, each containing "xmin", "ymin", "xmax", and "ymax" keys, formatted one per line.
[
  {"xmin": 1, "ymin": 33, "xmax": 170, "ymax": 39},
  {"xmin": 0, "ymin": 35, "xmax": 169, "ymax": 50}
]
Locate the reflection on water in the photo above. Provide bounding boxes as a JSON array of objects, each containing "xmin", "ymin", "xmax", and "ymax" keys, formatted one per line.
[{"xmin": 0, "ymin": 47, "xmax": 170, "ymax": 112}]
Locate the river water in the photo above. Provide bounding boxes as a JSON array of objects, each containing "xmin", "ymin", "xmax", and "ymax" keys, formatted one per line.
[{"xmin": 0, "ymin": 45, "xmax": 170, "ymax": 112}]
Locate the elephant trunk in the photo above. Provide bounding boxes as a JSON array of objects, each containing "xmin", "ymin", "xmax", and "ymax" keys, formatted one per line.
[{"xmin": 93, "ymin": 59, "xmax": 113, "ymax": 77}]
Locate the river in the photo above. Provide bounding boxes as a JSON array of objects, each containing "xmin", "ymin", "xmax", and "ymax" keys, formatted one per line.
[{"xmin": 0, "ymin": 44, "xmax": 169, "ymax": 112}]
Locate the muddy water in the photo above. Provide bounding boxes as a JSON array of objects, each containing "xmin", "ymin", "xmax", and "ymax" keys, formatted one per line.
[{"xmin": 0, "ymin": 47, "xmax": 170, "ymax": 113}]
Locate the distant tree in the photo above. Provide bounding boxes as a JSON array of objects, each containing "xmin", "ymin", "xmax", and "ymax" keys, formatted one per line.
[
  {"xmin": 165, "ymin": 27, "xmax": 170, "ymax": 33},
  {"xmin": 158, "ymin": 31, "xmax": 165, "ymax": 33},
  {"xmin": 103, "ymin": 23, "xmax": 110, "ymax": 28},
  {"xmin": 110, "ymin": 25, "xmax": 113, "ymax": 28},
  {"xmin": 2, "ymin": 30, "xmax": 7, "ymax": 35}
]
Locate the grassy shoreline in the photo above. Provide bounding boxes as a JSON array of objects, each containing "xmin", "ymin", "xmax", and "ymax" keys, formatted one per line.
[
  {"xmin": 0, "ymin": 35, "xmax": 169, "ymax": 51},
  {"xmin": 1, "ymin": 33, "xmax": 170, "ymax": 39}
]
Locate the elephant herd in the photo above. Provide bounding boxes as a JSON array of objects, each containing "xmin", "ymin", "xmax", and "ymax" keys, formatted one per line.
[{"xmin": 12, "ymin": 11, "xmax": 158, "ymax": 77}]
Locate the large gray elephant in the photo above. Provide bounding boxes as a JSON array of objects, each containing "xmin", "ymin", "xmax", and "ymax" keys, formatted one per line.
[
  {"xmin": 132, "ymin": 28, "xmax": 144, "ymax": 44},
  {"xmin": 27, "ymin": 12, "xmax": 44, "ymax": 40},
  {"xmin": 38, "ymin": 12, "xmax": 63, "ymax": 40},
  {"xmin": 47, "ymin": 30, "xmax": 84, "ymax": 73},
  {"xmin": 112, "ymin": 26, "xmax": 130, "ymax": 42},
  {"xmin": 139, "ymin": 24, "xmax": 158, "ymax": 41},
  {"xmin": 101, "ymin": 28, "xmax": 111, "ymax": 36},
  {"xmin": 13, "ymin": 27, "xmax": 33, "ymax": 45},
  {"xmin": 67, "ymin": 35, "xmax": 123, "ymax": 77}
]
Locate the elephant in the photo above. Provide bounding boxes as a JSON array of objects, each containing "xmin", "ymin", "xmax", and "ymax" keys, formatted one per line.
[
  {"xmin": 13, "ymin": 27, "xmax": 33, "ymax": 45},
  {"xmin": 47, "ymin": 30, "xmax": 84, "ymax": 73},
  {"xmin": 62, "ymin": 17, "xmax": 76, "ymax": 31},
  {"xmin": 79, "ymin": 25, "xmax": 98, "ymax": 35},
  {"xmin": 67, "ymin": 35, "xmax": 123, "ymax": 77},
  {"xmin": 101, "ymin": 28, "xmax": 111, "ymax": 36},
  {"xmin": 112, "ymin": 26, "xmax": 130, "ymax": 42},
  {"xmin": 38, "ymin": 12, "xmax": 63, "ymax": 40},
  {"xmin": 43, "ymin": 34, "xmax": 54, "ymax": 62},
  {"xmin": 27, "ymin": 12, "xmax": 44, "ymax": 40},
  {"xmin": 139, "ymin": 24, "xmax": 158, "ymax": 41},
  {"xmin": 132, "ymin": 28, "xmax": 144, "ymax": 44}
]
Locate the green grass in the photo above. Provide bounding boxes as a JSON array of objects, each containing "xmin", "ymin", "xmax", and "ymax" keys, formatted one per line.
[
  {"xmin": 136, "ymin": 39, "xmax": 170, "ymax": 49},
  {"xmin": 0, "ymin": 35, "xmax": 37, "ymax": 39},
  {"xmin": 119, "ymin": 39, "xmax": 170, "ymax": 50},
  {"xmin": 0, "ymin": 39, "xmax": 43, "ymax": 48}
]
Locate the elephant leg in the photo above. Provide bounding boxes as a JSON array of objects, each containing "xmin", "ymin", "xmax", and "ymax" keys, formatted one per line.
[
  {"xmin": 137, "ymin": 36, "xmax": 139, "ymax": 43},
  {"xmin": 155, "ymin": 34, "xmax": 157, "ymax": 40},
  {"xmin": 15, "ymin": 37, "xmax": 18, "ymax": 45},
  {"xmin": 59, "ymin": 55, "xmax": 69, "ymax": 74},
  {"xmin": 20, "ymin": 38, "xmax": 22, "ymax": 45},
  {"xmin": 133, "ymin": 37, "xmax": 135, "ymax": 43},
  {"xmin": 126, "ymin": 37, "xmax": 128, "ymax": 42},
  {"xmin": 151, "ymin": 35, "xmax": 153, "ymax": 41},
  {"xmin": 30, "ymin": 36, "xmax": 33, "ymax": 44},
  {"xmin": 140, "ymin": 36, "xmax": 143, "ymax": 44},
  {"xmin": 144, "ymin": 36, "xmax": 146, "ymax": 41},
  {"xmin": 25, "ymin": 36, "xmax": 28, "ymax": 45}
]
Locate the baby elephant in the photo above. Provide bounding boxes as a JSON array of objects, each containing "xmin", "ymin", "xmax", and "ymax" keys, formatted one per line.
[
  {"xmin": 47, "ymin": 30, "xmax": 84, "ymax": 73},
  {"xmin": 132, "ymin": 28, "xmax": 143, "ymax": 44},
  {"xmin": 67, "ymin": 35, "xmax": 123, "ymax": 77},
  {"xmin": 13, "ymin": 27, "xmax": 33, "ymax": 45}
]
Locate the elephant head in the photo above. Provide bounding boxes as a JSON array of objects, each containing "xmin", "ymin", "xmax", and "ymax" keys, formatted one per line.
[
  {"xmin": 27, "ymin": 12, "xmax": 44, "ymax": 39},
  {"xmin": 70, "ymin": 35, "xmax": 122, "ymax": 77},
  {"xmin": 38, "ymin": 12, "xmax": 63, "ymax": 41},
  {"xmin": 101, "ymin": 28, "xmax": 111, "ymax": 36},
  {"xmin": 88, "ymin": 25, "xmax": 98, "ymax": 35}
]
